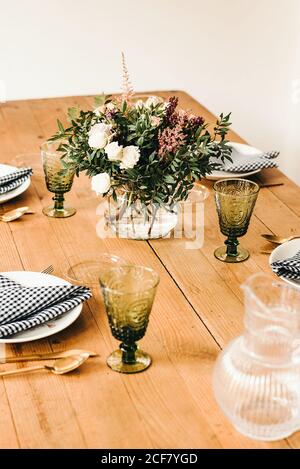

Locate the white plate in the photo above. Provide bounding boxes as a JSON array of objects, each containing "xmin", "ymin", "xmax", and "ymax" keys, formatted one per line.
[
  {"xmin": 0, "ymin": 271, "xmax": 83, "ymax": 343},
  {"xmin": 269, "ymin": 239, "xmax": 300, "ymax": 288},
  {"xmin": 0, "ymin": 164, "xmax": 31, "ymax": 204},
  {"xmin": 206, "ymin": 142, "xmax": 264, "ymax": 181}
]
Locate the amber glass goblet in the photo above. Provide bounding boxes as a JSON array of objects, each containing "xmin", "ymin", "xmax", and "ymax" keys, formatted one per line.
[
  {"xmin": 214, "ymin": 179, "xmax": 259, "ymax": 263},
  {"xmin": 100, "ymin": 265, "xmax": 159, "ymax": 373},
  {"xmin": 41, "ymin": 141, "xmax": 76, "ymax": 218}
]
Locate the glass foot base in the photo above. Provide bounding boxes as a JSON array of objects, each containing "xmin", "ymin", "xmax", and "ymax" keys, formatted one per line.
[
  {"xmin": 42, "ymin": 206, "xmax": 76, "ymax": 218},
  {"xmin": 232, "ymin": 423, "xmax": 296, "ymax": 442},
  {"xmin": 214, "ymin": 245, "xmax": 249, "ymax": 263},
  {"xmin": 107, "ymin": 349, "xmax": 151, "ymax": 374}
]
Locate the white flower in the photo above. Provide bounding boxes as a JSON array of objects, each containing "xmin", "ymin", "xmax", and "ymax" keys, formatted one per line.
[
  {"xmin": 145, "ymin": 95, "xmax": 162, "ymax": 108},
  {"xmin": 106, "ymin": 102, "xmax": 115, "ymax": 111},
  {"xmin": 88, "ymin": 131, "xmax": 107, "ymax": 149},
  {"xmin": 91, "ymin": 173, "xmax": 111, "ymax": 195},
  {"xmin": 105, "ymin": 141, "xmax": 123, "ymax": 161},
  {"xmin": 88, "ymin": 123, "xmax": 111, "ymax": 149},
  {"xmin": 120, "ymin": 146, "xmax": 140, "ymax": 170},
  {"xmin": 135, "ymin": 99, "xmax": 144, "ymax": 109}
]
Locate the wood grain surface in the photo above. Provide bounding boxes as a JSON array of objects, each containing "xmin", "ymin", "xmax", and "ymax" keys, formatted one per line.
[{"xmin": 0, "ymin": 91, "xmax": 299, "ymax": 449}]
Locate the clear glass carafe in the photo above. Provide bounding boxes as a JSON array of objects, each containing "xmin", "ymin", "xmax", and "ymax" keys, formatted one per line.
[{"xmin": 213, "ymin": 273, "xmax": 300, "ymax": 441}]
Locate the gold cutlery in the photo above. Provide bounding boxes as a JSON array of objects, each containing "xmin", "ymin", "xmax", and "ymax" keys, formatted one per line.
[
  {"xmin": 0, "ymin": 207, "xmax": 35, "ymax": 216},
  {"xmin": 0, "ymin": 353, "xmax": 90, "ymax": 377},
  {"xmin": 261, "ymin": 234, "xmax": 300, "ymax": 244},
  {"xmin": 0, "ymin": 206, "xmax": 34, "ymax": 222},
  {"xmin": 258, "ymin": 182, "xmax": 284, "ymax": 188},
  {"xmin": 0, "ymin": 348, "xmax": 98, "ymax": 364},
  {"xmin": 40, "ymin": 265, "xmax": 54, "ymax": 275}
]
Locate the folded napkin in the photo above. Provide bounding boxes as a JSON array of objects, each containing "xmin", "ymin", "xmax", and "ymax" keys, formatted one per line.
[
  {"xmin": 271, "ymin": 251, "xmax": 300, "ymax": 280},
  {"xmin": 220, "ymin": 150, "xmax": 279, "ymax": 173},
  {"xmin": 0, "ymin": 275, "xmax": 91, "ymax": 337},
  {"xmin": 0, "ymin": 168, "xmax": 33, "ymax": 194}
]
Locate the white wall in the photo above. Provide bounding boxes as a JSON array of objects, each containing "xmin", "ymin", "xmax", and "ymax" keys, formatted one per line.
[{"xmin": 1, "ymin": 0, "xmax": 299, "ymax": 184}]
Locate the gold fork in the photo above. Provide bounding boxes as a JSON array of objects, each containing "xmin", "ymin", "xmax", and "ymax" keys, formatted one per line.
[
  {"xmin": 41, "ymin": 265, "xmax": 54, "ymax": 275},
  {"xmin": 261, "ymin": 234, "xmax": 300, "ymax": 244}
]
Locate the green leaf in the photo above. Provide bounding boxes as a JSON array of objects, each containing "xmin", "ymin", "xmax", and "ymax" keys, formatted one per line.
[
  {"xmin": 67, "ymin": 107, "xmax": 79, "ymax": 122},
  {"xmin": 94, "ymin": 94, "xmax": 106, "ymax": 107},
  {"xmin": 57, "ymin": 119, "xmax": 65, "ymax": 134},
  {"xmin": 122, "ymin": 100, "xmax": 127, "ymax": 113},
  {"xmin": 164, "ymin": 175, "xmax": 176, "ymax": 184}
]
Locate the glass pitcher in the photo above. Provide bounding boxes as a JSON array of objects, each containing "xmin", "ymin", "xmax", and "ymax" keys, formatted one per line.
[{"xmin": 213, "ymin": 273, "xmax": 300, "ymax": 441}]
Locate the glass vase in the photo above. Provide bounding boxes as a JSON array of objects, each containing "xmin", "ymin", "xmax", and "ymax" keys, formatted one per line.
[{"xmin": 104, "ymin": 191, "xmax": 179, "ymax": 240}]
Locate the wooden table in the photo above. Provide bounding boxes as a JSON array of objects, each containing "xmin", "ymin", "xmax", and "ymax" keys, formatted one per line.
[{"xmin": 0, "ymin": 91, "xmax": 299, "ymax": 449}]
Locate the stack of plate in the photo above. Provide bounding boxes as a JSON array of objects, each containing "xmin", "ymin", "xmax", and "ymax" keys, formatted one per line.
[
  {"xmin": 269, "ymin": 239, "xmax": 300, "ymax": 289},
  {"xmin": 206, "ymin": 142, "xmax": 277, "ymax": 181},
  {"xmin": 0, "ymin": 163, "xmax": 31, "ymax": 204}
]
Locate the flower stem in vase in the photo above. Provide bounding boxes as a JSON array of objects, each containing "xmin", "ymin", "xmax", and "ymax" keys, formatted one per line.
[
  {"xmin": 148, "ymin": 204, "xmax": 159, "ymax": 237},
  {"xmin": 130, "ymin": 211, "xmax": 136, "ymax": 235},
  {"xmin": 115, "ymin": 198, "xmax": 128, "ymax": 222}
]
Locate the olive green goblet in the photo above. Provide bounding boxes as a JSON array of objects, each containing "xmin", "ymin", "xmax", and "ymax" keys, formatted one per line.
[
  {"xmin": 214, "ymin": 179, "xmax": 259, "ymax": 263},
  {"xmin": 100, "ymin": 265, "xmax": 159, "ymax": 373},
  {"xmin": 41, "ymin": 141, "xmax": 76, "ymax": 218}
]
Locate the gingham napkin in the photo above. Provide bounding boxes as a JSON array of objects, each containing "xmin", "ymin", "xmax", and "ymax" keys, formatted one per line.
[
  {"xmin": 220, "ymin": 150, "xmax": 279, "ymax": 173},
  {"xmin": 0, "ymin": 168, "xmax": 33, "ymax": 194},
  {"xmin": 271, "ymin": 251, "xmax": 300, "ymax": 280},
  {"xmin": 0, "ymin": 274, "xmax": 91, "ymax": 337}
]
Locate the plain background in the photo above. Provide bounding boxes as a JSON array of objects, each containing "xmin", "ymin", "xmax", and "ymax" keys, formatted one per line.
[{"xmin": 0, "ymin": 0, "xmax": 299, "ymax": 184}]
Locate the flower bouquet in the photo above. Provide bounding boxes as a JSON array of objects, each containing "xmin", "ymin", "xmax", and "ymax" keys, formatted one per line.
[{"xmin": 49, "ymin": 57, "xmax": 232, "ymax": 239}]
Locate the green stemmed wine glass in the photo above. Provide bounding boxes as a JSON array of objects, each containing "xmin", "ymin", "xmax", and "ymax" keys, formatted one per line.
[
  {"xmin": 100, "ymin": 265, "xmax": 159, "ymax": 373},
  {"xmin": 214, "ymin": 179, "xmax": 259, "ymax": 263},
  {"xmin": 41, "ymin": 141, "xmax": 76, "ymax": 218}
]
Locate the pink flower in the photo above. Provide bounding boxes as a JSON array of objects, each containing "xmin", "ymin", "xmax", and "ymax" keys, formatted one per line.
[{"xmin": 158, "ymin": 124, "xmax": 186, "ymax": 158}]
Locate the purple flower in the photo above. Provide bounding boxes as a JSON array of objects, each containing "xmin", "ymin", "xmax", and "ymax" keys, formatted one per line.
[
  {"xmin": 189, "ymin": 115, "xmax": 204, "ymax": 128},
  {"xmin": 165, "ymin": 96, "xmax": 179, "ymax": 124},
  {"xmin": 105, "ymin": 109, "xmax": 117, "ymax": 119}
]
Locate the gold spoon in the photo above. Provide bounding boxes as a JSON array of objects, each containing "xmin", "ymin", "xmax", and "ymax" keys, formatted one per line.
[
  {"xmin": 0, "ymin": 348, "xmax": 98, "ymax": 364},
  {"xmin": 0, "ymin": 353, "xmax": 90, "ymax": 377},
  {"xmin": 261, "ymin": 234, "xmax": 300, "ymax": 245},
  {"xmin": 258, "ymin": 182, "xmax": 284, "ymax": 188},
  {"xmin": 0, "ymin": 206, "xmax": 33, "ymax": 222}
]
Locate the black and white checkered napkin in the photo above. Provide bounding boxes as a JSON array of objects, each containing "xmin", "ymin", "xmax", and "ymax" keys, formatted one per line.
[
  {"xmin": 220, "ymin": 151, "xmax": 279, "ymax": 173},
  {"xmin": 0, "ymin": 168, "xmax": 33, "ymax": 194},
  {"xmin": 0, "ymin": 275, "xmax": 91, "ymax": 337},
  {"xmin": 271, "ymin": 251, "xmax": 300, "ymax": 280}
]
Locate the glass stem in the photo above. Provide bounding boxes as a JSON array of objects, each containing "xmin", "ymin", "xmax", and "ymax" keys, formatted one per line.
[
  {"xmin": 225, "ymin": 233, "xmax": 239, "ymax": 256},
  {"xmin": 120, "ymin": 342, "xmax": 137, "ymax": 364},
  {"xmin": 53, "ymin": 193, "xmax": 65, "ymax": 211}
]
